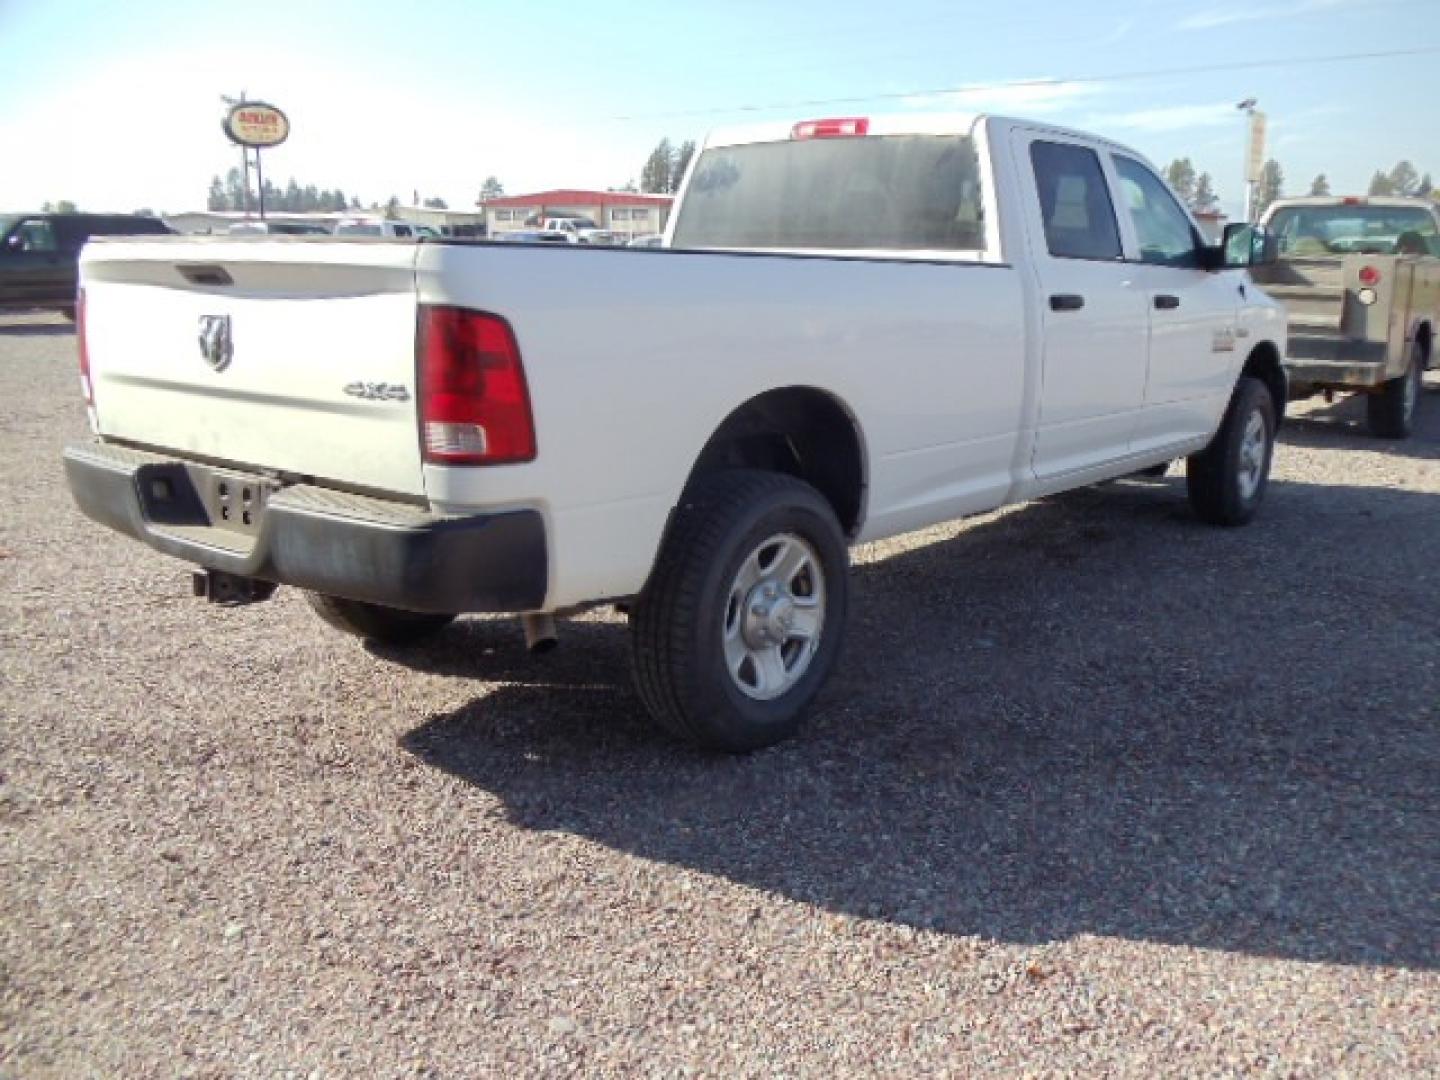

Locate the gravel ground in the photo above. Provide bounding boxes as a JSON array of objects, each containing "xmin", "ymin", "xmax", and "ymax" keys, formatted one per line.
[{"xmin": 1, "ymin": 309, "xmax": 1437, "ymax": 1077}]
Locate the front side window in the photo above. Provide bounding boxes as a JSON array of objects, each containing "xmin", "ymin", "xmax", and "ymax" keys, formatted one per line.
[
  {"xmin": 1029, "ymin": 141, "xmax": 1121, "ymax": 261},
  {"xmin": 672, "ymin": 133, "xmax": 986, "ymax": 252},
  {"xmin": 9, "ymin": 218, "xmax": 57, "ymax": 253},
  {"xmin": 1113, "ymin": 156, "xmax": 1200, "ymax": 266}
]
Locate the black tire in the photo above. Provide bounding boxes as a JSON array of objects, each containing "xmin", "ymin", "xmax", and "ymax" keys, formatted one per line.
[
  {"xmin": 630, "ymin": 469, "xmax": 849, "ymax": 752},
  {"xmin": 1186, "ymin": 376, "xmax": 1276, "ymax": 527},
  {"xmin": 1366, "ymin": 349, "xmax": 1422, "ymax": 439},
  {"xmin": 1138, "ymin": 461, "xmax": 1170, "ymax": 478},
  {"xmin": 304, "ymin": 592, "xmax": 455, "ymax": 645}
]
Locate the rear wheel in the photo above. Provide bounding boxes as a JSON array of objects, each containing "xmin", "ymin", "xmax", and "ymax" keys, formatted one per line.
[
  {"xmin": 630, "ymin": 469, "xmax": 849, "ymax": 752},
  {"xmin": 304, "ymin": 592, "xmax": 455, "ymax": 645},
  {"xmin": 1186, "ymin": 376, "xmax": 1276, "ymax": 527},
  {"xmin": 1366, "ymin": 349, "xmax": 1422, "ymax": 439}
]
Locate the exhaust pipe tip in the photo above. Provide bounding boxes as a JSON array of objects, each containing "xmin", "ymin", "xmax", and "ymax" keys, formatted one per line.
[{"xmin": 521, "ymin": 613, "xmax": 558, "ymax": 654}]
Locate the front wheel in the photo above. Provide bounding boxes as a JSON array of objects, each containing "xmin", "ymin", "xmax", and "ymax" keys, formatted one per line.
[
  {"xmin": 304, "ymin": 592, "xmax": 456, "ymax": 645},
  {"xmin": 1186, "ymin": 376, "xmax": 1276, "ymax": 527},
  {"xmin": 1366, "ymin": 350, "xmax": 1422, "ymax": 439},
  {"xmin": 630, "ymin": 469, "xmax": 849, "ymax": 752}
]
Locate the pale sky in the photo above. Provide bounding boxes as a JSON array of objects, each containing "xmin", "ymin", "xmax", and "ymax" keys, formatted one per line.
[{"xmin": 2, "ymin": 0, "xmax": 1437, "ymax": 219}]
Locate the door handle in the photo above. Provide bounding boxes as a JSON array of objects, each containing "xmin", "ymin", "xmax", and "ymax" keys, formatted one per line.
[
  {"xmin": 1154, "ymin": 294, "xmax": 1180, "ymax": 310},
  {"xmin": 1049, "ymin": 294, "xmax": 1085, "ymax": 312}
]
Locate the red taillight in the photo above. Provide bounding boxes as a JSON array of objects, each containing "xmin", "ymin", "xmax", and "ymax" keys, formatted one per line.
[
  {"xmin": 418, "ymin": 305, "xmax": 536, "ymax": 465},
  {"xmin": 1341, "ymin": 196, "xmax": 1366, "ymax": 206},
  {"xmin": 791, "ymin": 117, "xmax": 869, "ymax": 140},
  {"xmin": 1358, "ymin": 265, "xmax": 1381, "ymax": 286},
  {"xmin": 77, "ymin": 288, "xmax": 93, "ymax": 406}
]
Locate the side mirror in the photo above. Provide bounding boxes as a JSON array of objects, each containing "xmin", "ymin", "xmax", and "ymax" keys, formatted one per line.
[{"xmin": 1220, "ymin": 222, "xmax": 1277, "ymax": 267}]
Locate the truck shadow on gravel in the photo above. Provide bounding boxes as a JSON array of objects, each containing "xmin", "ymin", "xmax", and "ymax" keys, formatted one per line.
[
  {"xmin": 396, "ymin": 476, "xmax": 1439, "ymax": 972},
  {"xmin": 1282, "ymin": 376, "xmax": 1440, "ymax": 459}
]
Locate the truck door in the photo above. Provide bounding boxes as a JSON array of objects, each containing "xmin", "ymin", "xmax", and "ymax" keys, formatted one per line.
[
  {"xmin": 1108, "ymin": 154, "xmax": 1241, "ymax": 452},
  {"xmin": 1013, "ymin": 133, "xmax": 1149, "ymax": 480},
  {"xmin": 0, "ymin": 217, "xmax": 69, "ymax": 307}
]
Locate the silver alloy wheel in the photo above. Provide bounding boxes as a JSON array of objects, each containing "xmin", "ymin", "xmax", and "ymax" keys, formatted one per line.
[
  {"xmin": 722, "ymin": 532, "xmax": 826, "ymax": 701},
  {"xmin": 1237, "ymin": 408, "xmax": 1268, "ymax": 502}
]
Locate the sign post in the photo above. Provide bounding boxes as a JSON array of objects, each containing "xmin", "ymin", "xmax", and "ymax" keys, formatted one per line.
[
  {"xmin": 1243, "ymin": 108, "xmax": 1266, "ymax": 223},
  {"xmin": 222, "ymin": 101, "xmax": 290, "ymax": 220}
]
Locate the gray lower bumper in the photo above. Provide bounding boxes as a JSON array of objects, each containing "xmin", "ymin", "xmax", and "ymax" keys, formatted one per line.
[
  {"xmin": 1284, "ymin": 336, "xmax": 1391, "ymax": 391},
  {"xmin": 63, "ymin": 441, "xmax": 547, "ymax": 614}
]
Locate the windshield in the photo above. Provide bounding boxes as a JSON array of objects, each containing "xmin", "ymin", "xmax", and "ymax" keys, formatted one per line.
[
  {"xmin": 671, "ymin": 134, "xmax": 985, "ymax": 252},
  {"xmin": 1268, "ymin": 205, "xmax": 1438, "ymax": 256}
]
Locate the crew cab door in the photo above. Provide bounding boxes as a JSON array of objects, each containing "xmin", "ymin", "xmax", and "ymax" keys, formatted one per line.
[
  {"xmin": 1109, "ymin": 153, "xmax": 1241, "ymax": 451},
  {"xmin": 1012, "ymin": 132, "xmax": 1149, "ymax": 480}
]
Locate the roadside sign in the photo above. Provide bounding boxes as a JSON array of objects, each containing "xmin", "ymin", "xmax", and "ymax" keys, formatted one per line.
[
  {"xmin": 1245, "ymin": 111, "xmax": 1267, "ymax": 183},
  {"xmin": 223, "ymin": 102, "xmax": 290, "ymax": 149}
]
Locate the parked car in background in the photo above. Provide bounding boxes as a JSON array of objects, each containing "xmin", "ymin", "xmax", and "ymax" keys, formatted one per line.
[
  {"xmin": 1254, "ymin": 196, "xmax": 1439, "ymax": 437},
  {"xmin": 490, "ymin": 229, "xmax": 572, "ymax": 243},
  {"xmin": 227, "ymin": 220, "xmax": 333, "ymax": 236},
  {"xmin": 334, "ymin": 219, "xmax": 440, "ymax": 239},
  {"xmin": 65, "ymin": 112, "xmax": 1287, "ymax": 751},
  {"xmin": 627, "ymin": 233, "xmax": 665, "ymax": 248},
  {"xmin": 0, "ymin": 212, "xmax": 171, "ymax": 318}
]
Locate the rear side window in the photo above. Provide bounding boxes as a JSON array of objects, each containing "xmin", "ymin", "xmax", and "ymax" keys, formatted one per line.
[
  {"xmin": 671, "ymin": 134, "xmax": 986, "ymax": 252},
  {"xmin": 1029, "ymin": 141, "xmax": 1122, "ymax": 261}
]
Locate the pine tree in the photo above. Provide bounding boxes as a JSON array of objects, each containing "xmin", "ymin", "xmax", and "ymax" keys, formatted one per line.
[
  {"xmin": 1192, "ymin": 173, "xmax": 1217, "ymax": 211},
  {"xmin": 641, "ymin": 138, "xmax": 675, "ymax": 194},
  {"xmin": 670, "ymin": 140, "xmax": 696, "ymax": 192},
  {"xmin": 479, "ymin": 176, "xmax": 504, "ymax": 201},
  {"xmin": 207, "ymin": 175, "xmax": 227, "ymax": 211},
  {"xmin": 1368, "ymin": 170, "xmax": 1396, "ymax": 196},
  {"xmin": 1164, "ymin": 158, "xmax": 1197, "ymax": 205},
  {"xmin": 1309, "ymin": 174, "xmax": 1330, "ymax": 196},
  {"xmin": 1387, "ymin": 161, "xmax": 1420, "ymax": 197}
]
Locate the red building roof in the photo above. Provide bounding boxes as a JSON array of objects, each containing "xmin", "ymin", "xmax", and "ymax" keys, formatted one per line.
[{"xmin": 480, "ymin": 189, "xmax": 675, "ymax": 209}]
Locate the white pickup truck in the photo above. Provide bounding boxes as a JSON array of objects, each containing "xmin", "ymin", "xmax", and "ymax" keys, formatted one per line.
[{"xmin": 65, "ymin": 113, "xmax": 1287, "ymax": 751}]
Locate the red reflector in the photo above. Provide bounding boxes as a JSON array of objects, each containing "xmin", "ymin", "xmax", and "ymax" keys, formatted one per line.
[
  {"xmin": 791, "ymin": 117, "xmax": 870, "ymax": 140},
  {"xmin": 1358, "ymin": 265, "xmax": 1381, "ymax": 286},
  {"xmin": 77, "ymin": 288, "xmax": 93, "ymax": 406},
  {"xmin": 1341, "ymin": 196, "xmax": 1366, "ymax": 206},
  {"xmin": 418, "ymin": 306, "xmax": 536, "ymax": 465}
]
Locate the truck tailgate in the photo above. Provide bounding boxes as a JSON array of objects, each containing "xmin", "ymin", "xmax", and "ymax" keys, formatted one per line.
[{"xmin": 81, "ymin": 239, "xmax": 425, "ymax": 498}]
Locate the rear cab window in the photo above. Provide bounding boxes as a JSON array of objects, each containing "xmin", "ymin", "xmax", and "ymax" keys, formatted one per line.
[
  {"xmin": 671, "ymin": 132, "xmax": 986, "ymax": 254},
  {"xmin": 1267, "ymin": 204, "xmax": 1440, "ymax": 256}
]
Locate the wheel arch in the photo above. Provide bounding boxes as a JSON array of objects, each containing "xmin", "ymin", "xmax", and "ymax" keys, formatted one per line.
[
  {"xmin": 680, "ymin": 386, "xmax": 869, "ymax": 538},
  {"xmin": 1414, "ymin": 318, "xmax": 1434, "ymax": 368},
  {"xmin": 1242, "ymin": 340, "xmax": 1287, "ymax": 423}
]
